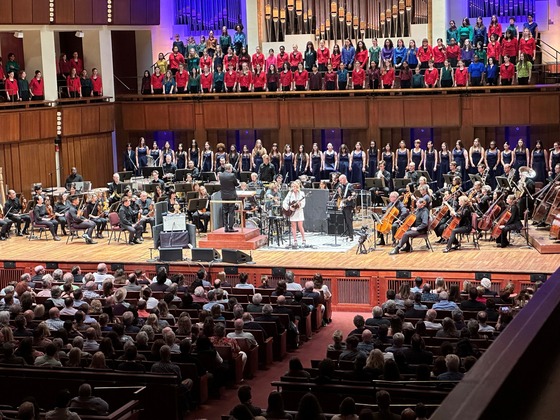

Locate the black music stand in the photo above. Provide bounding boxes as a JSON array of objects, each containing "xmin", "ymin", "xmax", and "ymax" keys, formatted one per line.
[
  {"xmin": 469, "ymin": 174, "xmax": 482, "ymax": 184},
  {"xmin": 143, "ymin": 183, "xmax": 159, "ymax": 195},
  {"xmin": 175, "ymin": 183, "xmax": 193, "ymax": 194},
  {"xmin": 443, "ymin": 174, "xmax": 454, "ymax": 186},
  {"xmin": 142, "ymin": 166, "xmax": 163, "ymax": 179},
  {"xmin": 117, "ymin": 171, "xmax": 134, "ymax": 181},
  {"xmin": 175, "ymin": 169, "xmax": 191, "ymax": 182},
  {"xmin": 496, "ymin": 176, "xmax": 514, "ymax": 190},
  {"xmin": 417, "ymin": 170, "xmax": 432, "ymax": 183},
  {"xmin": 201, "ymin": 172, "xmax": 217, "ymax": 182},
  {"xmin": 393, "ymin": 178, "xmax": 411, "ymax": 191}
]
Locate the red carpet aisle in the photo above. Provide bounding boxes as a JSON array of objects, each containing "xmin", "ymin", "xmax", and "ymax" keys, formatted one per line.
[{"xmin": 188, "ymin": 312, "xmax": 366, "ymax": 419}]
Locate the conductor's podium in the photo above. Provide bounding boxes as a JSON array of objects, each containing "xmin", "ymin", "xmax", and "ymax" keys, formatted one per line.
[{"xmin": 198, "ymin": 227, "xmax": 268, "ymax": 250}]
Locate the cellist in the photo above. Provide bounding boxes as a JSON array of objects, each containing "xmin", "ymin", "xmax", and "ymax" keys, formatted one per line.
[
  {"xmin": 443, "ymin": 195, "xmax": 472, "ymax": 253},
  {"xmin": 377, "ymin": 191, "xmax": 408, "ymax": 246},
  {"xmin": 434, "ymin": 190, "xmax": 457, "ymax": 243},
  {"xmin": 389, "ymin": 197, "xmax": 429, "ymax": 254},
  {"xmin": 495, "ymin": 194, "xmax": 522, "ymax": 248}
]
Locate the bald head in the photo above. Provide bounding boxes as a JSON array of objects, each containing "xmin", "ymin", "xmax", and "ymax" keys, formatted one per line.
[
  {"xmin": 362, "ymin": 329, "xmax": 373, "ymax": 342},
  {"xmin": 234, "ymin": 318, "xmax": 244, "ymax": 331}
]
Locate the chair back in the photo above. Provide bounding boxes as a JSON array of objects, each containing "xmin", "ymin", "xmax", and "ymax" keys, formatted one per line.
[
  {"xmin": 108, "ymin": 212, "xmax": 120, "ymax": 227},
  {"xmin": 471, "ymin": 213, "xmax": 479, "ymax": 232},
  {"xmin": 29, "ymin": 210, "xmax": 36, "ymax": 224}
]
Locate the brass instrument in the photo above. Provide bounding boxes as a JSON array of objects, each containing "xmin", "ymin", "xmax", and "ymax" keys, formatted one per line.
[
  {"xmin": 481, "ymin": 167, "xmax": 489, "ymax": 185},
  {"xmin": 515, "ymin": 166, "xmax": 536, "ymax": 199}
]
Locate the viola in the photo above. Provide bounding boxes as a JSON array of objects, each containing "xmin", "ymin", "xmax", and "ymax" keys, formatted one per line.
[
  {"xmin": 394, "ymin": 213, "xmax": 416, "ymax": 241},
  {"xmin": 490, "ymin": 208, "xmax": 513, "ymax": 239}
]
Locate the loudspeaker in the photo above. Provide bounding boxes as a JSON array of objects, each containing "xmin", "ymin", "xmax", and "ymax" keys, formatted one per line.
[
  {"xmin": 111, "ymin": 263, "xmax": 124, "ymax": 271},
  {"xmin": 222, "ymin": 249, "xmax": 252, "ymax": 264},
  {"xmin": 530, "ymin": 273, "xmax": 546, "ymax": 283},
  {"xmin": 345, "ymin": 269, "xmax": 360, "ymax": 277},
  {"xmin": 396, "ymin": 270, "xmax": 411, "ymax": 279},
  {"xmin": 159, "ymin": 248, "xmax": 183, "ymax": 262},
  {"xmin": 475, "ymin": 272, "xmax": 491, "ymax": 280},
  {"xmin": 272, "ymin": 267, "xmax": 286, "ymax": 277},
  {"xmin": 191, "ymin": 248, "xmax": 220, "ymax": 262},
  {"xmin": 46, "ymin": 262, "xmax": 59, "ymax": 270},
  {"xmin": 4, "ymin": 261, "xmax": 16, "ymax": 269},
  {"xmin": 224, "ymin": 266, "xmax": 239, "ymax": 275},
  {"xmin": 328, "ymin": 213, "xmax": 344, "ymax": 235}
]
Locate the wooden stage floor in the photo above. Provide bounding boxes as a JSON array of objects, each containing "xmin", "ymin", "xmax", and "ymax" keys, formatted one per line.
[{"xmin": 1, "ymin": 231, "xmax": 558, "ymax": 275}]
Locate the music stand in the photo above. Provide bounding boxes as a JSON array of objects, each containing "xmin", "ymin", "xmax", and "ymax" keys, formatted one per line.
[
  {"xmin": 187, "ymin": 198, "xmax": 209, "ymax": 213},
  {"xmin": 201, "ymin": 172, "xmax": 217, "ymax": 182},
  {"xmin": 367, "ymin": 178, "xmax": 386, "ymax": 190},
  {"xmin": 175, "ymin": 183, "xmax": 193, "ymax": 194},
  {"xmin": 117, "ymin": 182, "xmax": 131, "ymax": 195},
  {"xmin": 174, "ymin": 169, "xmax": 189, "ymax": 182},
  {"xmin": 239, "ymin": 171, "xmax": 252, "ymax": 183},
  {"xmin": 393, "ymin": 178, "xmax": 411, "ymax": 190},
  {"xmin": 186, "ymin": 191, "xmax": 198, "ymax": 201},
  {"xmin": 496, "ymin": 176, "xmax": 513, "ymax": 190},
  {"xmin": 142, "ymin": 166, "xmax": 163, "ymax": 179},
  {"xmin": 117, "ymin": 171, "xmax": 134, "ymax": 181},
  {"xmin": 204, "ymin": 184, "xmax": 221, "ymax": 195},
  {"xmin": 143, "ymin": 183, "xmax": 159, "ymax": 195},
  {"xmin": 443, "ymin": 174, "xmax": 454, "ymax": 186}
]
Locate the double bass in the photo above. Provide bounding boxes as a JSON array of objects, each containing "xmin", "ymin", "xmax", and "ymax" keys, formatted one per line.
[{"xmin": 478, "ymin": 192, "xmax": 505, "ymax": 232}]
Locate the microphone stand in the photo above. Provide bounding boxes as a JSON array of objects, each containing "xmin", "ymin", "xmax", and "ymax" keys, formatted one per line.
[{"xmin": 520, "ymin": 185, "xmax": 533, "ymax": 249}]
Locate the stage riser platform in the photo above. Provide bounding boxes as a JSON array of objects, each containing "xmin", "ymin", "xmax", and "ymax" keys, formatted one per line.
[
  {"xmin": 528, "ymin": 226, "xmax": 560, "ymax": 254},
  {"xmin": 197, "ymin": 227, "xmax": 268, "ymax": 250},
  {"xmin": 0, "ymin": 261, "xmax": 547, "ymax": 312}
]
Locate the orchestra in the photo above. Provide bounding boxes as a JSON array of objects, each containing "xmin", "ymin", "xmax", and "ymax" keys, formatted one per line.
[{"xmin": 2, "ymin": 136, "xmax": 558, "ymax": 254}]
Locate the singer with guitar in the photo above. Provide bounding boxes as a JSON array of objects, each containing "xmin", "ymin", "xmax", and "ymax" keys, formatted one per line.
[
  {"xmin": 337, "ymin": 175, "xmax": 356, "ymax": 241},
  {"xmin": 282, "ymin": 180, "xmax": 307, "ymax": 247}
]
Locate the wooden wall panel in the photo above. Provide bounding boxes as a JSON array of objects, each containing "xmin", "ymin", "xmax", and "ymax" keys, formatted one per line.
[
  {"xmin": 74, "ymin": 0, "xmax": 93, "ymax": 24},
  {"xmin": 19, "ymin": 113, "xmax": 38, "ymax": 141},
  {"xmin": 471, "ymin": 96, "xmax": 499, "ymax": 126},
  {"xmin": 0, "ymin": 0, "xmax": 13, "ymax": 24},
  {"xmin": 40, "ymin": 110, "xmax": 57, "ymax": 139},
  {"xmin": 403, "ymin": 99, "xmax": 430, "ymax": 127},
  {"xmin": 32, "ymin": 0, "xmax": 50, "ymax": 24},
  {"xmin": 112, "ymin": 0, "xmax": 131, "ymax": 25},
  {"xmin": 92, "ymin": 0, "xmax": 108, "ymax": 24},
  {"xmin": 0, "ymin": 113, "xmax": 20, "ymax": 143},
  {"xmin": 55, "ymin": 0, "xmax": 75, "ymax": 24},
  {"xmin": 226, "ymin": 103, "xmax": 253, "ymax": 129},
  {"xmin": 377, "ymin": 100, "xmax": 404, "ymax": 127},
  {"xmin": 0, "ymin": 33, "xmax": 24, "ymax": 71},
  {"xmin": 99, "ymin": 105, "xmax": 115, "ymax": 132},
  {"xmin": 146, "ymin": 0, "xmax": 160, "ymax": 24},
  {"xmin": 144, "ymin": 104, "xmax": 169, "ymax": 129},
  {"xmin": 251, "ymin": 101, "xmax": 279, "ymax": 129},
  {"xmin": 342, "ymin": 100, "xmax": 368, "ymax": 128},
  {"xmin": 12, "ymin": 0, "xmax": 33, "ymax": 24},
  {"xmin": 287, "ymin": 101, "xmax": 313, "ymax": 128},
  {"xmin": 500, "ymin": 96, "xmax": 527, "ymax": 125},
  {"xmin": 530, "ymin": 96, "xmax": 559, "ymax": 125},
  {"xmin": 168, "ymin": 103, "xmax": 195, "ymax": 129},
  {"xmin": 312, "ymin": 101, "xmax": 340, "ymax": 128},
  {"xmin": 130, "ymin": 0, "xmax": 147, "ymax": 25},
  {"xmin": 80, "ymin": 107, "xmax": 100, "ymax": 134},
  {"xmin": 431, "ymin": 97, "xmax": 460, "ymax": 127},
  {"xmin": 202, "ymin": 103, "xmax": 226, "ymax": 129},
  {"xmin": 121, "ymin": 104, "xmax": 146, "ymax": 130},
  {"xmin": 61, "ymin": 107, "xmax": 82, "ymax": 136}
]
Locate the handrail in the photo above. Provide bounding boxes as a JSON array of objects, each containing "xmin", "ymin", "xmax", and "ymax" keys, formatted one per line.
[{"xmin": 538, "ymin": 38, "xmax": 560, "ymax": 58}]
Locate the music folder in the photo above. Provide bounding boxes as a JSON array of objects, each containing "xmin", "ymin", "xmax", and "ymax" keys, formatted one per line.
[
  {"xmin": 393, "ymin": 178, "xmax": 411, "ymax": 190},
  {"xmin": 187, "ymin": 199, "xmax": 208, "ymax": 212},
  {"xmin": 365, "ymin": 177, "xmax": 386, "ymax": 189},
  {"xmin": 496, "ymin": 176, "xmax": 513, "ymax": 189}
]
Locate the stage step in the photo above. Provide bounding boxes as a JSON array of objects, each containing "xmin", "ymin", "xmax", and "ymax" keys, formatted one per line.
[
  {"xmin": 198, "ymin": 227, "xmax": 268, "ymax": 250},
  {"xmin": 527, "ymin": 226, "xmax": 560, "ymax": 254}
]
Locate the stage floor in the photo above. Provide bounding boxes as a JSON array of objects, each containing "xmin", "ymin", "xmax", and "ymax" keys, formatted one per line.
[{"xmin": 1, "ymin": 230, "xmax": 558, "ymax": 275}]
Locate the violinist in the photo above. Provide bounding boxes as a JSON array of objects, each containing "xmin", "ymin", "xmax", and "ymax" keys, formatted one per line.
[
  {"xmin": 86, "ymin": 194, "xmax": 108, "ymax": 239},
  {"xmin": 33, "ymin": 195, "xmax": 61, "ymax": 241},
  {"xmin": 378, "ymin": 191, "xmax": 409, "ymax": 246},
  {"xmin": 389, "ymin": 197, "xmax": 429, "ymax": 254},
  {"xmin": 402, "ymin": 184, "xmax": 417, "ymax": 211},
  {"xmin": 5, "ymin": 190, "xmax": 30, "ymax": 236},
  {"xmin": 447, "ymin": 161, "xmax": 460, "ymax": 180},
  {"xmin": 418, "ymin": 185, "xmax": 432, "ymax": 208},
  {"xmin": 449, "ymin": 176, "xmax": 463, "ymax": 196},
  {"xmin": 476, "ymin": 163, "xmax": 488, "ymax": 185},
  {"xmin": 54, "ymin": 194, "xmax": 70, "ymax": 235},
  {"xmin": 370, "ymin": 160, "xmax": 391, "ymax": 206},
  {"xmin": 138, "ymin": 191, "xmax": 155, "ymax": 233},
  {"xmin": 192, "ymin": 186, "xmax": 210, "ymax": 233},
  {"xmin": 467, "ymin": 181, "xmax": 483, "ymax": 206},
  {"xmin": 45, "ymin": 197, "xmax": 65, "ymax": 236},
  {"xmin": 68, "ymin": 195, "xmax": 97, "ymax": 244},
  {"xmin": 167, "ymin": 190, "xmax": 181, "ymax": 213},
  {"xmin": 118, "ymin": 197, "xmax": 144, "ymax": 245},
  {"xmin": 496, "ymin": 194, "xmax": 522, "ymax": 248},
  {"xmin": 0, "ymin": 207, "xmax": 13, "ymax": 240},
  {"xmin": 443, "ymin": 195, "xmax": 472, "ymax": 253}
]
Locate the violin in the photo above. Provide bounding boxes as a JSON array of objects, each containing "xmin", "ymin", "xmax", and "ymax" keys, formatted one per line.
[{"xmin": 47, "ymin": 204, "xmax": 55, "ymax": 220}]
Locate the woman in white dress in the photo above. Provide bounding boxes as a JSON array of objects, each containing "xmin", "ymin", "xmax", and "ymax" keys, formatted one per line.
[{"xmin": 283, "ymin": 180, "xmax": 306, "ymax": 247}]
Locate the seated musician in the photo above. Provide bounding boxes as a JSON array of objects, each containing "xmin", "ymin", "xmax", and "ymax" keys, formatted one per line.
[
  {"xmin": 478, "ymin": 185, "xmax": 493, "ymax": 214},
  {"xmin": 404, "ymin": 162, "xmax": 420, "ymax": 187},
  {"xmin": 118, "ymin": 196, "xmax": 144, "ymax": 245},
  {"xmin": 167, "ymin": 190, "xmax": 181, "ymax": 214},
  {"xmin": 450, "ymin": 176, "xmax": 463, "ymax": 196},
  {"xmin": 503, "ymin": 164, "xmax": 517, "ymax": 184},
  {"xmin": 370, "ymin": 160, "xmax": 391, "ymax": 206},
  {"xmin": 477, "ymin": 163, "xmax": 488, "ymax": 185},
  {"xmin": 548, "ymin": 163, "xmax": 560, "ymax": 183},
  {"xmin": 192, "ymin": 186, "xmax": 210, "ymax": 233},
  {"xmin": 216, "ymin": 157, "xmax": 227, "ymax": 173},
  {"xmin": 54, "ymin": 194, "xmax": 70, "ymax": 235},
  {"xmin": 265, "ymin": 182, "xmax": 281, "ymax": 217},
  {"xmin": 378, "ymin": 191, "xmax": 408, "ymax": 246},
  {"xmin": 247, "ymin": 173, "xmax": 263, "ymax": 189},
  {"xmin": 151, "ymin": 170, "xmax": 165, "ymax": 188},
  {"xmin": 86, "ymin": 193, "xmax": 108, "ymax": 239},
  {"xmin": 331, "ymin": 172, "xmax": 341, "ymax": 191},
  {"xmin": 0, "ymin": 206, "xmax": 13, "ymax": 240},
  {"xmin": 258, "ymin": 154, "xmax": 276, "ymax": 183},
  {"xmin": 418, "ymin": 185, "xmax": 432, "ymax": 209},
  {"xmin": 186, "ymin": 160, "xmax": 200, "ymax": 180},
  {"xmin": 434, "ymin": 190, "xmax": 456, "ymax": 243},
  {"xmin": 496, "ymin": 194, "xmax": 522, "ymax": 248},
  {"xmin": 447, "ymin": 161, "xmax": 460, "ymax": 179},
  {"xmin": 137, "ymin": 191, "xmax": 154, "ymax": 233},
  {"xmin": 517, "ymin": 171, "xmax": 536, "ymax": 217},
  {"xmin": 5, "ymin": 189, "xmax": 30, "ymax": 236},
  {"xmin": 239, "ymin": 182, "xmax": 258, "ymax": 215},
  {"xmin": 162, "ymin": 155, "xmax": 177, "ymax": 181},
  {"xmin": 154, "ymin": 185, "xmax": 166, "ymax": 202},
  {"xmin": 33, "ymin": 185, "xmax": 46, "ymax": 201},
  {"xmin": 417, "ymin": 176, "xmax": 432, "ymax": 195},
  {"xmin": 389, "ymin": 197, "xmax": 429, "ymax": 254},
  {"xmin": 67, "ymin": 195, "xmax": 97, "ymax": 244},
  {"xmin": 108, "ymin": 173, "xmax": 121, "ymax": 205},
  {"xmin": 45, "ymin": 197, "xmax": 65, "ymax": 237},
  {"xmin": 319, "ymin": 180, "xmax": 328, "ymax": 190},
  {"xmin": 33, "ymin": 195, "xmax": 61, "ymax": 241},
  {"xmin": 443, "ymin": 195, "xmax": 472, "ymax": 253}
]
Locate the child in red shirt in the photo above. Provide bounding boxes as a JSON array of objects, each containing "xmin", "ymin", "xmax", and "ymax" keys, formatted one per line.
[{"xmin": 454, "ymin": 60, "xmax": 468, "ymax": 87}]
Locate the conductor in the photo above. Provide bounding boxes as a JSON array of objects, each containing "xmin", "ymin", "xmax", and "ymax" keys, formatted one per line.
[{"xmin": 219, "ymin": 163, "xmax": 239, "ymax": 232}]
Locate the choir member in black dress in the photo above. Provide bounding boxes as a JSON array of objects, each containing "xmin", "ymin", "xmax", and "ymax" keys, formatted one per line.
[
  {"xmin": 118, "ymin": 197, "xmax": 144, "ymax": 245},
  {"xmin": 67, "ymin": 196, "xmax": 96, "ymax": 244},
  {"xmin": 5, "ymin": 190, "xmax": 30, "ymax": 236},
  {"xmin": 496, "ymin": 195, "xmax": 522, "ymax": 248},
  {"xmin": 443, "ymin": 195, "xmax": 472, "ymax": 253}
]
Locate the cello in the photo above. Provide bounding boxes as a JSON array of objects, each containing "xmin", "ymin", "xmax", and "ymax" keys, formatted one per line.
[
  {"xmin": 491, "ymin": 206, "xmax": 514, "ymax": 239},
  {"xmin": 441, "ymin": 201, "xmax": 466, "ymax": 240},
  {"xmin": 376, "ymin": 202, "xmax": 399, "ymax": 235},
  {"xmin": 478, "ymin": 192, "xmax": 505, "ymax": 232},
  {"xmin": 394, "ymin": 211, "xmax": 416, "ymax": 241},
  {"xmin": 550, "ymin": 214, "xmax": 560, "ymax": 240}
]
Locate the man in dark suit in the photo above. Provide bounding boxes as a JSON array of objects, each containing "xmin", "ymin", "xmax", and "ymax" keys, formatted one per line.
[
  {"xmin": 337, "ymin": 174, "xmax": 355, "ymax": 240},
  {"xmin": 219, "ymin": 163, "xmax": 240, "ymax": 232},
  {"xmin": 67, "ymin": 196, "xmax": 96, "ymax": 244},
  {"xmin": 118, "ymin": 196, "xmax": 143, "ymax": 245}
]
